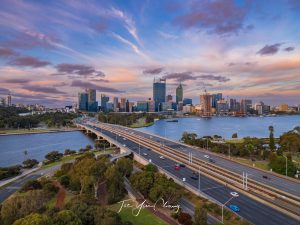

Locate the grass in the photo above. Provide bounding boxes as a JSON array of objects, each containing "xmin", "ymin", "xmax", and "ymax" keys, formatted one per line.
[
  {"xmin": 130, "ymin": 118, "xmax": 154, "ymax": 128},
  {"xmin": 109, "ymin": 197, "xmax": 168, "ymax": 225},
  {"xmin": 225, "ymin": 139, "xmax": 245, "ymax": 144},
  {"xmin": 0, "ymin": 128, "xmax": 79, "ymax": 135},
  {"xmin": 233, "ymin": 158, "xmax": 269, "ymax": 171}
]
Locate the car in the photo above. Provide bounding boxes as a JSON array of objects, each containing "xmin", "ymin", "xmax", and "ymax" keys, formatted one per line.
[
  {"xmin": 190, "ymin": 175, "xmax": 198, "ymax": 180},
  {"xmin": 175, "ymin": 165, "xmax": 180, "ymax": 170},
  {"xmin": 179, "ymin": 163, "xmax": 186, "ymax": 167},
  {"xmin": 143, "ymin": 153, "xmax": 148, "ymax": 156},
  {"xmin": 209, "ymin": 158, "xmax": 216, "ymax": 163},
  {"xmin": 123, "ymin": 138, "xmax": 126, "ymax": 140},
  {"xmin": 204, "ymin": 155, "xmax": 210, "ymax": 159},
  {"xmin": 262, "ymin": 175, "xmax": 271, "ymax": 180},
  {"xmin": 159, "ymin": 155, "xmax": 165, "ymax": 160},
  {"xmin": 230, "ymin": 192, "xmax": 239, "ymax": 197},
  {"xmin": 123, "ymin": 144, "xmax": 126, "ymax": 147},
  {"xmin": 229, "ymin": 204, "xmax": 240, "ymax": 212},
  {"xmin": 175, "ymin": 163, "xmax": 180, "ymax": 167}
]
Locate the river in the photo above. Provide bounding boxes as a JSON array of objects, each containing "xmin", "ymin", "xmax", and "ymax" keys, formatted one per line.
[
  {"xmin": 0, "ymin": 131, "xmax": 94, "ymax": 167},
  {"xmin": 136, "ymin": 115, "xmax": 300, "ymax": 141}
]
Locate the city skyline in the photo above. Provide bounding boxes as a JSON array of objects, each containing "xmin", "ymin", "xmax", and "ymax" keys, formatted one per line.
[{"xmin": 0, "ymin": 0, "xmax": 300, "ymax": 107}]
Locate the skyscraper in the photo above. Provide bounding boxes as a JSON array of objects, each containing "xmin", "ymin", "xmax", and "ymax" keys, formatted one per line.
[
  {"xmin": 176, "ymin": 83, "xmax": 183, "ymax": 104},
  {"xmin": 153, "ymin": 78, "xmax": 166, "ymax": 111},
  {"xmin": 113, "ymin": 97, "xmax": 119, "ymax": 112},
  {"xmin": 101, "ymin": 94, "xmax": 109, "ymax": 112},
  {"xmin": 200, "ymin": 90, "xmax": 212, "ymax": 117},
  {"xmin": 167, "ymin": 94, "xmax": 173, "ymax": 102},
  {"xmin": 7, "ymin": 94, "xmax": 11, "ymax": 106},
  {"xmin": 120, "ymin": 98, "xmax": 126, "ymax": 112},
  {"xmin": 87, "ymin": 89, "xmax": 98, "ymax": 112},
  {"xmin": 78, "ymin": 92, "xmax": 88, "ymax": 111},
  {"xmin": 211, "ymin": 93, "xmax": 222, "ymax": 108}
]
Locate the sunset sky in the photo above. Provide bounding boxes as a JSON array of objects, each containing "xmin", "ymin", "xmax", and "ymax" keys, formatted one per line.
[{"xmin": 0, "ymin": 0, "xmax": 299, "ymax": 107}]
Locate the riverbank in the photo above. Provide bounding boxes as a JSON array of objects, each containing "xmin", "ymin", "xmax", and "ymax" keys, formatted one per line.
[{"xmin": 0, "ymin": 127, "xmax": 82, "ymax": 136}]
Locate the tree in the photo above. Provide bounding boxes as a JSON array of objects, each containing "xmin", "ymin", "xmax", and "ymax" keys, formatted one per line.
[
  {"xmin": 45, "ymin": 151, "xmax": 63, "ymax": 162},
  {"xmin": 130, "ymin": 171, "xmax": 154, "ymax": 197},
  {"xmin": 269, "ymin": 126, "xmax": 275, "ymax": 151},
  {"xmin": 23, "ymin": 150, "xmax": 28, "ymax": 162},
  {"xmin": 144, "ymin": 164, "xmax": 158, "ymax": 173},
  {"xmin": 232, "ymin": 133, "xmax": 238, "ymax": 139},
  {"xmin": 105, "ymin": 166, "xmax": 125, "ymax": 204},
  {"xmin": 178, "ymin": 212, "xmax": 193, "ymax": 225},
  {"xmin": 53, "ymin": 210, "xmax": 82, "ymax": 225},
  {"xmin": 12, "ymin": 213, "xmax": 52, "ymax": 225},
  {"xmin": 269, "ymin": 156, "xmax": 297, "ymax": 177},
  {"xmin": 194, "ymin": 204, "xmax": 208, "ymax": 225},
  {"xmin": 23, "ymin": 159, "xmax": 39, "ymax": 168},
  {"xmin": 115, "ymin": 158, "xmax": 133, "ymax": 177},
  {"xmin": 94, "ymin": 207, "xmax": 122, "ymax": 225},
  {"xmin": 279, "ymin": 131, "xmax": 300, "ymax": 152}
]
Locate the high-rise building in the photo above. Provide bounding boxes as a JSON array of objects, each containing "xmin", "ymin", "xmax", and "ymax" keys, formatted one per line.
[
  {"xmin": 120, "ymin": 98, "xmax": 126, "ymax": 112},
  {"xmin": 278, "ymin": 104, "xmax": 288, "ymax": 111},
  {"xmin": 128, "ymin": 102, "xmax": 134, "ymax": 112},
  {"xmin": 254, "ymin": 102, "xmax": 264, "ymax": 115},
  {"xmin": 167, "ymin": 94, "xmax": 173, "ymax": 102},
  {"xmin": 113, "ymin": 97, "xmax": 119, "ymax": 112},
  {"xmin": 147, "ymin": 98, "xmax": 155, "ymax": 112},
  {"xmin": 216, "ymin": 99, "xmax": 229, "ymax": 113},
  {"xmin": 7, "ymin": 94, "xmax": 12, "ymax": 106},
  {"xmin": 200, "ymin": 90, "xmax": 211, "ymax": 117},
  {"xmin": 183, "ymin": 98, "xmax": 192, "ymax": 106},
  {"xmin": 101, "ymin": 94, "xmax": 109, "ymax": 112},
  {"xmin": 176, "ymin": 83, "xmax": 183, "ymax": 104},
  {"xmin": 87, "ymin": 89, "xmax": 98, "ymax": 112},
  {"xmin": 211, "ymin": 93, "xmax": 222, "ymax": 108},
  {"xmin": 153, "ymin": 78, "xmax": 166, "ymax": 111},
  {"xmin": 240, "ymin": 99, "xmax": 252, "ymax": 114},
  {"xmin": 137, "ymin": 101, "xmax": 148, "ymax": 112},
  {"xmin": 78, "ymin": 92, "xmax": 88, "ymax": 111}
]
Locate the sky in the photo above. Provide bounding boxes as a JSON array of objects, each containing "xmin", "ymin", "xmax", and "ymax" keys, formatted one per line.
[{"xmin": 0, "ymin": 0, "xmax": 299, "ymax": 107}]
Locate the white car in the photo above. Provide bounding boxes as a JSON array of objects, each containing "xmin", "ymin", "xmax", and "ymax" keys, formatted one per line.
[
  {"xmin": 143, "ymin": 153, "xmax": 148, "ymax": 156},
  {"xmin": 159, "ymin": 155, "xmax": 165, "ymax": 160},
  {"xmin": 123, "ymin": 144, "xmax": 126, "ymax": 147},
  {"xmin": 204, "ymin": 155, "xmax": 210, "ymax": 159},
  {"xmin": 230, "ymin": 192, "xmax": 239, "ymax": 197},
  {"xmin": 123, "ymin": 138, "xmax": 126, "ymax": 140}
]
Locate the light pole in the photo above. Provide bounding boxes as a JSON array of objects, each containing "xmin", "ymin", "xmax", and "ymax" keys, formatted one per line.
[
  {"xmin": 228, "ymin": 144, "xmax": 231, "ymax": 159},
  {"xmin": 198, "ymin": 165, "xmax": 201, "ymax": 192},
  {"xmin": 138, "ymin": 135, "xmax": 141, "ymax": 155},
  {"xmin": 222, "ymin": 195, "xmax": 236, "ymax": 224},
  {"xmin": 283, "ymin": 155, "xmax": 288, "ymax": 176}
]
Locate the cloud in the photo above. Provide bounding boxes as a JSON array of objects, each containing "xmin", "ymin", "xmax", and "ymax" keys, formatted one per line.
[
  {"xmin": 163, "ymin": 72, "xmax": 197, "ymax": 82},
  {"xmin": 0, "ymin": 87, "xmax": 10, "ymax": 94},
  {"xmin": 174, "ymin": 0, "xmax": 252, "ymax": 35},
  {"xmin": 228, "ymin": 62, "xmax": 257, "ymax": 67},
  {"xmin": 143, "ymin": 67, "xmax": 164, "ymax": 75},
  {"xmin": 5, "ymin": 78, "xmax": 30, "ymax": 84},
  {"xmin": 90, "ymin": 21, "xmax": 108, "ymax": 33},
  {"xmin": 0, "ymin": 47, "xmax": 17, "ymax": 57},
  {"xmin": 157, "ymin": 31, "xmax": 178, "ymax": 39},
  {"xmin": 8, "ymin": 56, "xmax": 51, "ymax": 67},
  {"xmin": 284, "ymin": 47, "xmax": 295, "ymax": 52},
  {"xmin": 198, "ymin": 74, "xmax": 230, "ymax": 82},
  {"xmin": 256, "ymin": 43, "xmax": 282, "ymax": 55},
  {"xmin": 55, "ymin": 63, "xmax": 105, "ymax": 77},
  {"xmin": 71, "ymin": 80, "xmax": 124, "ymax": 93},
  {"xmin": 21, "ymin": 84, "xmax": 66, "ymax": 94}
]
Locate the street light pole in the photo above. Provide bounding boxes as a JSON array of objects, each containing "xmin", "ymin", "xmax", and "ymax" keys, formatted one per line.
[
  {"xmin": 198, "ymin": 165, "xmax": 201, "ymax": 192},
  {"xmin": 222, "ymin": 196, "xmax": 235, "ymax": 224}
]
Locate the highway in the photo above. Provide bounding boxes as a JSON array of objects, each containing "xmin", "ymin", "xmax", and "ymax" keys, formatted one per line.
[{"xmin": 78, "ymin": 120, "xmax": 300, "ymax": 225}]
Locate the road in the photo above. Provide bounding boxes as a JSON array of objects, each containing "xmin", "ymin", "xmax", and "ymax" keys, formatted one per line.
[
  {"xmin": 0, "ymin": 164, "xmax": 61, "ymax": 203},
  {"xmin": 81, "ymin": 121, "xmax": 300, "ymax": 225}
]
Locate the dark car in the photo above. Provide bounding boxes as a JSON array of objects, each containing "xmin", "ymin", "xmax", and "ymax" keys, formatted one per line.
[
  {"xmin": 209, "ymin": 158, "xmax": 216, "ymax": 163},
  {"xmin": 262, "ymin": 175, "xmax": 271, "ymax": 180},
  {"xmin": 179, "ymin": 163, "xmax": 186, "ymax": 167},
  {"xmin": 190, "ymin": 175, "xmax": 198, "ymax": 180}
]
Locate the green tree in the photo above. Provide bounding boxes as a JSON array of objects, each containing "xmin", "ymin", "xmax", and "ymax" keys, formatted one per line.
[
  {"xmin": 269, "ymin": 126, "xmax": 275, "ymax": 151},
  {"xmin": 45, "ymin": 151, "xmax": 63, "ymax": 162},
  {"xmin": 194, "ymin": 204, "xmax": 208, "ymax": 225},
  {"xmin": 105, "ymin": 166, "xmax": 125, "ymax": 204},
  {"xmin": 12, "ymin": 213, "xmax": 51, "ymax": 225},
  {"xmin": 53, "ymin": 210, "xmax": 82, "ymax": 225},
  {"xmin": 22, "ymin": 159, "xmax": 39, "ymax": 168},
  {"xmin": 94, "ymin": 207, "xmax": 122, "ymax": 225},
  {"xmin": 130, "ymin": 171, "xmax": 154, "ymax": 197},
  {"xmin": 269, "ymin": 156, "xmax": 297, "ymax": 177},
  {"xmin": 115, "ymin": 158, "xmax": 133, "ymax": 177},
  {"xmin": 279, "ymin": 131, "xmax": 300, "ymax": 152}
]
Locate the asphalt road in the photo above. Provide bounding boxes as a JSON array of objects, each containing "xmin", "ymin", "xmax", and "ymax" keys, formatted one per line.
[
  {"xmin": 111, "ymin": 123, "xmax": 300, "ymax": 197},
  {"xmin": 0, "ymin": 164, "xmax": 61, "ymax": 203},
  {"xmin": 84, "ymin": 122, "xmax": 300, "ymax": 225}
]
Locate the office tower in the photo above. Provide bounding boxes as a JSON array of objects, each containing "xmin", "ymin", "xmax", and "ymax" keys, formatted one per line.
[
  {"xmin": 106, "ymin": 102, "xmax": 113, "ymax": 111},
  {"xmin": 101, "ymin": 94, "xmax": 109, "ymax": 112},
  {"xmin": 216, "ymin": 99, "xmax": 229, "ymax": 113},
  {"xmin": 113, "ymin": 97, "xmax": 119, "ymax": 112},
  {"xmin": 254, "ymin": 102, "xmax": 264, "ymax": 115},
  {"xmin": 200, "ymin": 90, "xmax": 212, "ymax": 117},
  {"xmin": 120, "ymin": 98, "xmax": 126, "ymax": 112},
  {"xmin": 278, "ymin": 104, "xmax": 288, "ymax": 111},
  {"xmin": 167, "ymin": 94, "xmax": 173, "ymax": 102},
  {"xmin": 183, "ymin": 98, "xmax": 192, "ymax": 106},
  {"xmin": 147, "ymin": 98, "xmax": 155, "ymax": 112},
  {"xmin": 161, "ymin": 102, "xmax": 172, "ymax": 111},
  {"xmin": 137, "ymin": 101, "xmax": 148, "ymax": 112},
  {"xmin": 211, "ymin": 93, "xmax": 222, "ymax": 108},
  {"xmin": 153, "ymin": 78, "xmax": 166, "ymax": 111},
  {"xmin": 87, "ymin": 89, "xmax": 98, "ymax": 112},
  {"xmin": 78, "ymin": 92, "xmax": 88, "ymax": 111},
  {"xmin": 125, "ymin": 100, "xmax": 130, "ymax": 112},
  {"xmin": 7, "ymin": 94, "xmax": 11, "ymax": 106},
  {"xmin": 128, "ymin": 102, "xmax": 134, "ymax": 112},
  {"xmin": 176, "ymin": 83, "xmax": 183, "ymax": 104},
  {"xmin": 177, "ymin": 101, "xmax": 183, "ymax": 111}
]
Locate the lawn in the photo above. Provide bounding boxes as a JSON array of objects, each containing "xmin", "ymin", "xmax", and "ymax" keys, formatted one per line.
[
  {"xmin": 225, "ymin": 139, "xmax": 245, "ymax": 144},
  {"xmin": 233, "ymin": 158, "xmax": 269, "ymax": 171},
  {"xmin": 110, "ymin": 198, "xmax": 168, "ymax": 225},
  {"xmin": 130, "ymin": 118, "xmax": 154, "ymax": 128}
]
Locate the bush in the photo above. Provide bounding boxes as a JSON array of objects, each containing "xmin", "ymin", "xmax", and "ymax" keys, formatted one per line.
[
  {"xmin": 64, "ymin": 149, "xmax": 77, "ymax": 155},
  {"xmin": 59, "ymin": 175, "xmax": 70, "ymax": 187},
  {"xmin": 0, "ymin": 165, "xmax": 21, "ymax": 180},
  {"xmin": 45, "ymin": 151, "xmax": 63, "ymax": 162},
  {"xmin": 43, "ymin": 182, "xmax": 59, "ymax": 196},
  {"xmin": 20, "ymin": 180, "xmax": 42, "ymax": 192}
]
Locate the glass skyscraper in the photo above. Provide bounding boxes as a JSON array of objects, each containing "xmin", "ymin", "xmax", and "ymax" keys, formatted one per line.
[
  {"xmin": 153, "ymin": 78, "xmax": 166, "ymax": 111},
  {"xmin": 78, "ymin": 92, "xmax": 88, "ymax": 111},
  {"xmin": 176, "ymin": 83, "xmax": 183, "ymax": 103}
]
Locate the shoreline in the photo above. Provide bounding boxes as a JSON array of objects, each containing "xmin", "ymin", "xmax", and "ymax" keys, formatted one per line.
[{"xmin": 0, "ymin": 128, "xmax": 82, "ymax": 136}]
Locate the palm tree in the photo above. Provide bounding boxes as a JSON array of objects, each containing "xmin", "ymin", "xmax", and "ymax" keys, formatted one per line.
[{"xmin": 269, "ymin": 126, "xmax": 275, "ymax": 151}]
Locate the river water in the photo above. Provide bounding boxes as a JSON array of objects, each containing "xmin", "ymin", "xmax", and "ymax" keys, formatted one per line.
[
  {"xmin": 136, "ymin": 115, "xmax": 300, "ymax": 141},
  {"xmin": 0, "ymin": 131, "xmax": 94, "ymax": 167}
]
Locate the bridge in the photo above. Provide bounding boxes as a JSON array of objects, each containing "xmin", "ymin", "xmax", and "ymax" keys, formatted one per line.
[{"xmin": 75, "ymin": 118, "xmax": 300, "ymax": 225}]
